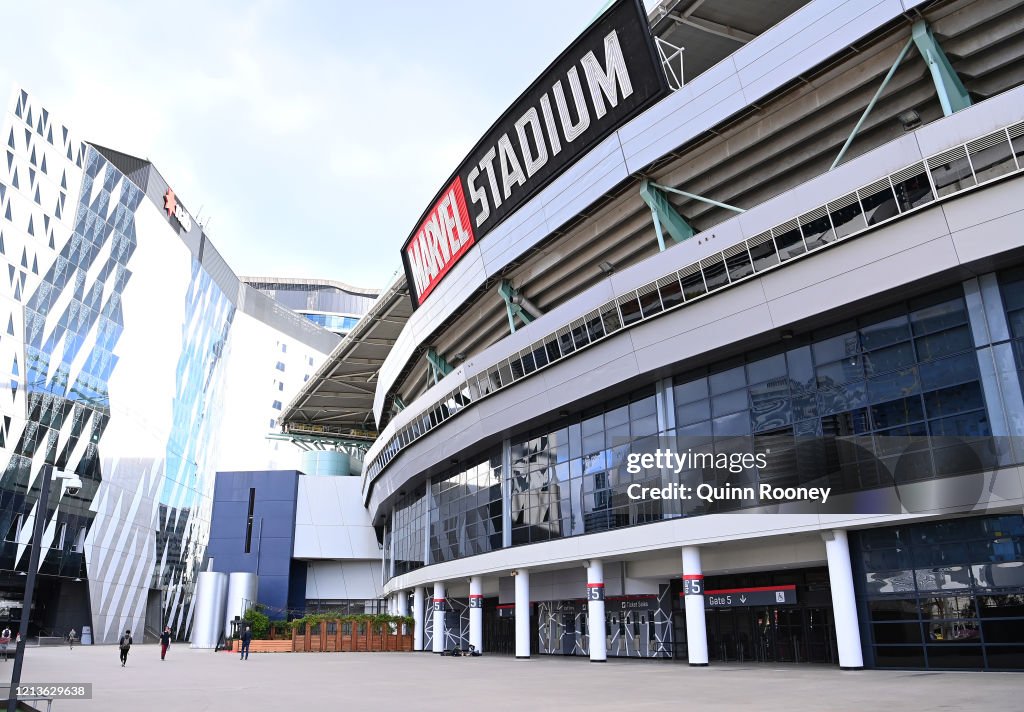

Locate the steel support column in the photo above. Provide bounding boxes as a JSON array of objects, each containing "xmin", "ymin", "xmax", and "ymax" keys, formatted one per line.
[
  {"xmin": 912, "ymin": 20, "xmax": 971, "ymax": 117},
  {"xmin": 425, "ymin": 348, "xmax": 453, "ymax": 385},
  {"xmin": 498, "ymin": 280, "xmax": 538, "ymax": 333},
  {"xmin": 640, "ymin": 178, "xmax": 694, "ymax": 250}
]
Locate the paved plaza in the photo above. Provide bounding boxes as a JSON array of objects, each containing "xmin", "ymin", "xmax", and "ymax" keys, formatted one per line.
[{"xmin": 0, "ymin": 645, "xmax": 1019, "ymax": 711}]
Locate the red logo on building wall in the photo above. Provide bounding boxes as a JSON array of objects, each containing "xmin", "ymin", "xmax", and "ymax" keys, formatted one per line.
[
  {"xmin": 404, "ymin": 178, "xmax": 476, "ymax": 306},
  {"xmin": 164, "ymin": 188, "xmax": 177, "ymax": 217}
]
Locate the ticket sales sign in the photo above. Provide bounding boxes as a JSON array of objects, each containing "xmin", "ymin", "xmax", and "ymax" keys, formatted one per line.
[
  {"xmin": 703, "ymin": 585, "xmax": 798, "ymax": 608},
  {"xmin": 401, "ymin": 0, "xmax": 668, "ymax": 308}
]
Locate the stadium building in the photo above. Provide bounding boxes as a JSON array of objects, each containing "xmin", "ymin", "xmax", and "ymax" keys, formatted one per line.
[
  {"xmin": 242, "ymin": 276, "xmax": 379, "ymax": 337},
  {"xmin": 0, "ymin": 88, "xmax": 340, "ymax": 644},
  {"xmin": 280, "ymin": 0, "xmax": 1024, "ymax": 670}
]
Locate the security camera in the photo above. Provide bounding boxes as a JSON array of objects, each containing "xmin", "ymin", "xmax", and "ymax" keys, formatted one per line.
[{"xmin": 63, "ymin": 475, "xmax": 84, "ymax": 497}]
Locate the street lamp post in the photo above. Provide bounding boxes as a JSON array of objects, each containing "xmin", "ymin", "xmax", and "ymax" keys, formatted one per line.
[{"xmin": 7, "ymin": 463, "xmax": 54, "ymax": 712}]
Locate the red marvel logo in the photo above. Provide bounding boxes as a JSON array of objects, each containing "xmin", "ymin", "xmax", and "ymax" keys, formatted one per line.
[{"xmin": 405, "ymin": 178, "xmax": 476, "ymax": 304}]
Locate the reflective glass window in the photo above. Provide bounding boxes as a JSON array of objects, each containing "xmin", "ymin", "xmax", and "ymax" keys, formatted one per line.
[
  {"xmin": 929, "ymin": 147, "xmax": 976, "ymax": 198},
  {"xmin": 967, "ymin": 132, "xmax": 1016, "ymax": 184}
]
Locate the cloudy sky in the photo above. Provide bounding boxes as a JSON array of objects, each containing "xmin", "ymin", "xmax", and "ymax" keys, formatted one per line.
[{"xmin": 0, "ymin": 0, "xmax": 656, "ymax": 290}]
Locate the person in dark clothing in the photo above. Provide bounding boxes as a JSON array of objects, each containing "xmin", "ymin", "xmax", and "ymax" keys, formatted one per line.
[
  {"xmin": 159, "ymin": 627, "xmax": 172, "ymax": 660},
  {"xmin": 118, "ymin": 629, "xmax": 133, "ymax": 667},
  {"xmin": 239, "ymin": 626, "xmax": 252, "ymax": 660}
]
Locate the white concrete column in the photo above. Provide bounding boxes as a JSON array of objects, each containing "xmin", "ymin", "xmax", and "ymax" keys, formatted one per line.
[
  {"xmin": 681, "ymin": 546, "xmax": 708, "ymax": 666},
  {"xmin": 586, "ymin": 560, "xmax": 606, "ymax": 663},
  {"xmin": 514, "ymin": 569, "xmax": 530, "ymax": 659},
  {"xmin": 387, "ymin": 595, "xmax": 395, "ymax": 615},
  {"xmin": 397, "ymin": 590, "xmax": 409, "ymax": 617},
  {"xmin": 413, "ymin": 586, "xmax": 425, "ymax": 651},
  {"xmin": 469, "ymin": 576, "xmax": 484, "ymax": 652},
  {"xmin": 432, "ymin": 581, "xmax": 446, "ymax": 654},
  {"xmin": 824, "ymin": 530, "xmax": 864, "ymax": 669}
]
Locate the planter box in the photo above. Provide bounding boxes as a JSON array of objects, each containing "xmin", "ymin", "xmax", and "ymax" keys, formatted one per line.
[
  {"xmin": 290, "ymin": 621, "xmax": 413, "ymax": 653},
  {"xmin": 232, "ymin": 640, "xmax": 293, "ymax": 653}
]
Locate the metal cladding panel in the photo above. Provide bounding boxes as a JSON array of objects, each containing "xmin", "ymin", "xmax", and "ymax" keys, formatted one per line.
[
  {"xmin": 224, "ymin": 572, "xmax": 259, "ymax": 633},
  {"xmin": 191, "ymin": 572, "xmax": 228, "ymax": 648}
]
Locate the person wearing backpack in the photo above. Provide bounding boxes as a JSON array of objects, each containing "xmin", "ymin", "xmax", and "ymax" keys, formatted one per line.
[{"xmin": 118, "ymin": 629, "xmax": 132, "ymax": 667}]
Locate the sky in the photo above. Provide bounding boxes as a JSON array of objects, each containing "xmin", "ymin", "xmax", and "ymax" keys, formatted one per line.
[{"xmin": 0, "ymin": 0, "xmax": 657, "ymax": 290}]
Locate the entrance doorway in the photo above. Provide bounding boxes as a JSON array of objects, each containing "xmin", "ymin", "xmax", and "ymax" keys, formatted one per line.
[
  {"xmin": 670, "ymin": 566, "xmax": 836, "ymax": 664},
  {"xmin": 706, "ymin": 606, "xmax": 836, "ymax": 663}
]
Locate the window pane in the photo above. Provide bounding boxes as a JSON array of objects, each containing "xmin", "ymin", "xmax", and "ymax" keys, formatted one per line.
[
  {"xmin": 891, "ymin": 167, "xmax": 934, "ymax": 212},
  {"xmin": 747, "ymin": 234, "xmax": 779, "ymax": 272},
  {"xmin": 725, "ymin": 249, "xmax": 754, "ymax": 281},
  {"xmin": 828, "ymin": 193, "xmax": 866, "ymax": 239},
  {"xmin": 859, "ymin": 180, "xmax": 899, "ymax": 225},
  {"xmin": 680, "ymin": 269, "xmax": 706, "ymax": 300},
  {"xmin": 701, "ymin": 257, "xmax": 729, "ymax": 291},
  {"xmin": 967, "ymin": 132, "xmax": 1016, "ymax": 183},
  {"xmin": 929, "ymin": 147, "xmax": 976, "ymax": 198},
  {"xmin": 658, "ymin": 277, "xmax": 684, "ymax": 310},
  {"xmin": 773, "ymin": 222, "xmax": 805, "ymax": 262},
  {"xmin": 799, "ymin": 211, "xmax": 835, "ymax": 251}
]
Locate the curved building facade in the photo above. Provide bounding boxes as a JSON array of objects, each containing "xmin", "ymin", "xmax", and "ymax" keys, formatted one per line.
[{"xmin": 284, "ymin": 0, "xmax": 1024, "ymax": 671}]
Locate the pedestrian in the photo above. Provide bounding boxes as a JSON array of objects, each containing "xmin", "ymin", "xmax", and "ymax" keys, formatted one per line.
[
  {"xmin": 118, "ymin": 629, "xmax": 132, "ymax": 667},
  {"xmin": 159, "ymin": 626, "xmax": 172, "ymax": 660},
  {"xmin": 239, "ymin": 625, "xmax": 252, "ymax": 661},
  {"xmin": 1, "ymin": 627, "xmax": 10, "ymax": 662},
  {"xmin": 68, "ymin": 628, "xmax": 77, "ymax": 649}
]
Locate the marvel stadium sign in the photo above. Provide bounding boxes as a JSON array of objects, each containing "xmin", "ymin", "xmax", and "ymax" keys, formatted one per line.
[{"xmin": 402, "ymin": 0, "xmax": 667, "ymax": 307}]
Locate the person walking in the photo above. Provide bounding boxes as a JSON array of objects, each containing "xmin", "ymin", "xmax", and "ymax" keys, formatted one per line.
[
  {"xmin": 159, "ymin": 626, "xmax": 172, "ymax": 660},
  {"xmin": 1, "ymin": 626, "xmax": 10, "ymax": 662},
  {"xmin": 68, "ymin": 628, "xmax": 77, "ymax": 649},
  {"xmin": 118, "ymin": 629, "xmax": 133, "ymax": 667},
  {"xmin": 239, "ymin": 625, "xmax": 252, "ymax": 661}
]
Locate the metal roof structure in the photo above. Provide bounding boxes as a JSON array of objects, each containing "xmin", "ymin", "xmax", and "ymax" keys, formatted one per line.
[{"xmin": 279, "ymin": 274, "xmax": 412, "ymax": 442}]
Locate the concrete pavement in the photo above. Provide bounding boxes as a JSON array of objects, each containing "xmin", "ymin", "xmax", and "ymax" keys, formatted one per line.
[{"xmin": 1, "ymin": 644, "xmax": 1019, "ymax": 711}]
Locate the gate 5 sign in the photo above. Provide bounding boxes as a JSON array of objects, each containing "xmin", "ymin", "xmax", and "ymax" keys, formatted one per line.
[
  {"xmin": 703, "ymin": 585, "xmax": 798, "ymax": 608},
  {"xmin": 401, "ymin": 0, "xmax": 667, "ymax": 308},
  {"xmin": 586, "ymin": 583, "xmax": 605, "ymax": 601}
]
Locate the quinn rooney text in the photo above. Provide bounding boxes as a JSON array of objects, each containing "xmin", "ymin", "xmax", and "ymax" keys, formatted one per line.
[{"xmin": 625, "ymin": 483, "xmax": 832, "ymax": 504}]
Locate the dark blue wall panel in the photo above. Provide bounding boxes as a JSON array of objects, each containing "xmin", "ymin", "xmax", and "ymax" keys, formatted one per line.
[{"xmin": 207, "ymin": 470, "xmax": 300, "ymax": 620}]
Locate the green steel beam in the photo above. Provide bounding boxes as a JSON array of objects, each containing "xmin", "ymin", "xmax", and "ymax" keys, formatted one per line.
[
  {"xmin": 831, "ymin": 36, "xmax": 914, "ymax": 171},
  {"xmin": 912, "ymin": 20, "xmax": 971, "ymax": 117},
  {"xmin": 393, "ymin": 395, "xmax": 406, "ymax": 412},
  {"xmin": 498, "ymin": 280, "xmax": 537, "ymax": 333},
  {"xmin": 832, "ymin": 21, "xmax": 971, "ymax": 171},
  {"xmin": 426, "ymin": 348, "xmax": 453, "ymax": 385},
  {"xmin": 639, "ymin": 179, "xmax": 695, "ymax": 250}
]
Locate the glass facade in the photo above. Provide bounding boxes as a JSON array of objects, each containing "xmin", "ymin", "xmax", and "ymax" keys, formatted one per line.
[
  {"xmin": 509, "ymin": 388, "xmax": 659, "ymax": 544},
  {"xmin": 853, "ymin": 514, "xmax": 1024, "ymax": 670},
  {"xmin": 301, "ymin": 313, "xmax": 360, "ymax": 333},
  {"xmin": 384, "ymin": 279, "xmax": 1019, "ymax": 573},
  {"xmin": 669, "ymin": 286, "xmax": 992, "ymax": 512}
]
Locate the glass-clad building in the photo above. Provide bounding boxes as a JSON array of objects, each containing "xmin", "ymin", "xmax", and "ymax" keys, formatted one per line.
[{"xmin": 0, "ymin": 88, "xmax": 338, "ymax": 643}]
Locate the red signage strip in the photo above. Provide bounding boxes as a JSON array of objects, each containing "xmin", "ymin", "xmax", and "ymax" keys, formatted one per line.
[
  {"xmin": 681, "ymin": 574, "xmax": 704, "ymax": 580},
  {"xmin": 703, "ymin": 585, "xmax": 797, "ymax": 595},
  {"xmin": 404, "ymin": 177, "xmax": 476, "ymax": 306},
  {"xmin": 468, "ymin": 594, "xmax": 483, "ymax": 599},
  {"xmin": 586, "ymin": 583, "xmax": 605, "ymax": 588}
]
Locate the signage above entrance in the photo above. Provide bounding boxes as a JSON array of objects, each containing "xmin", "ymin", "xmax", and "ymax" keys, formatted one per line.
[{"xmin": 702, "ymin": 585, "xmax": 797, "ymax": 608}]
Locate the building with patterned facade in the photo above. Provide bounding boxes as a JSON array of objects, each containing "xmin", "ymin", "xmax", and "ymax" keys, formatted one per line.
[
  {"xmin": 283, "ymin": 0, "xmax": 1024, "ymax": 671},
  {"xmin": 0, "ymin": 87, "xmax": 340, "ymax": 644}
]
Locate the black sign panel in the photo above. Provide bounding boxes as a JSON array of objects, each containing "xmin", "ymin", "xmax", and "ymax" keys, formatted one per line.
[
  {"xmin": 401, "ymin": 0, "xmax": 668, "ymax": 308},
  {"xmin": 703, "ymin": 587, "xmax": 798, "ymax": 608}
]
